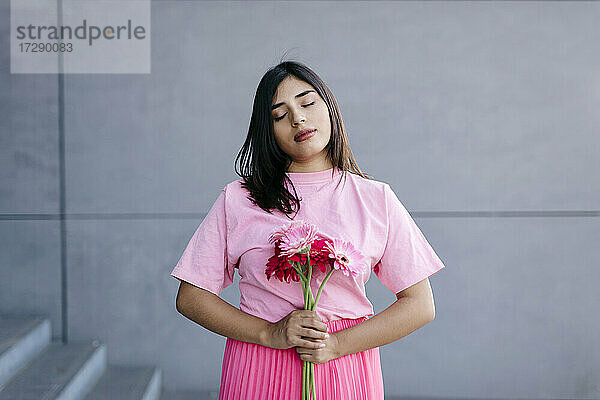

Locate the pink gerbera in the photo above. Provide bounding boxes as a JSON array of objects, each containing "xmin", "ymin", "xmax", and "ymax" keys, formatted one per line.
[
  {"xmin": 323, "ymin": 238, "xmax": 368, "ymax": 277},
  {"xmin": 276, "ymin": 220, "xmax": 319, "ymax": 257},
  {"xmin": 268, "ymin": 220, "xmax": 305, "ymax": 244}
]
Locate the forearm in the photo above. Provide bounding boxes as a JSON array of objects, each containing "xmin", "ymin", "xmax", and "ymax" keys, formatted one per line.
[
  {"xmin": 176, "ymin": 288, "xmax": 272, "ymax": 347},
  {"xmin": 334, "ymin": 296, "xmax": 435, "ymax": 358}
]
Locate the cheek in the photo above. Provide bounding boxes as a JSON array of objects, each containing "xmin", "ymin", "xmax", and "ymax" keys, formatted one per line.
[
  {"xmin": 273, "ymin": 125, "xmax": 288, "ymax": 140},
  {"xmin": 317, "ymin": 103, "xmax": 329, "ymax": 117},
  {"xmin": 316, "ymin": 105, "xmax": 330, "ymax": 126},
  {"xmin": 317, "ymin": 108, "xmax": 331, "ymax": 135},
  {"xmin": 272, "ymin": 129, "xmax": 288, "ymax": 149}
]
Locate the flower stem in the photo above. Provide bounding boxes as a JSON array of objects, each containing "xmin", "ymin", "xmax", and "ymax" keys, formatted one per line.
[
  {"xmin": 301, "ymin": 268, "xmax": 307, "ymax": 308},
  {"xmin": 304, "ymin": 252, "xmax": 318, "ymax": 400},
  {"xmin": 312, "ymin": 269, "xmax": 335, "ymax": 311},
  {"xmin": 310, "ymin": 362, "xmax": 316, "ymax": 400},
  {"xmin": 292, "ymin": 249, "xmax": 320, "ymax": 399},
  {"xmin": 296, "ymin": 261, "xmax": 310, "ymax": 399},
  {"xmin": 290, "ymin": 261, "xmax": 308, "ymax": 285},
  {"xmin": 302, "ymin": 360, "xmax": 307, "ymax": 399},
  {"xmin": 306, "ymin": 253, "xmax": 313, "ymax": 285},
  {"xmin": 294, "ymin": 262, "xmax": 309, "ymax": 309}
]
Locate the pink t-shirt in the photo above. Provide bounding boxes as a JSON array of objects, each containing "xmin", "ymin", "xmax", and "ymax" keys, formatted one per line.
[{"xmin": 170, "ymin": 167, "xmax": 445, "ymax": 323}]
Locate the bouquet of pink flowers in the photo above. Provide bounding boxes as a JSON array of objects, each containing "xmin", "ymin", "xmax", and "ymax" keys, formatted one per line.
[{"xmin": 265, "ymin": 219, "xmax": 369, "ymax": 400}]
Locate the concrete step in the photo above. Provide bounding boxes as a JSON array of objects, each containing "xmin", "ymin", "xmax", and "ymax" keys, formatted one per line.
[
  {"xmin": 0, "ymin": 340, "xmax": 107, "ymax": 400},
  {"xmin": 0, "ymin": 314, "xmax": 51, "ymax": 389},
  {"xmin": 83, "ymin": 365, "xmax": 161, "ymax": 400},
  {"xmin": 0, "ymin": 314, "xmax": 162, "ymax": 399}
]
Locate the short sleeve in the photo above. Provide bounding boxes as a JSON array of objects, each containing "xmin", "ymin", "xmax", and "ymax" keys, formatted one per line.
[
  {"xmin": 373, "ymin": 183, "xmax": 446, "ymax": 294},
  {"xmin": 170, "ymin": 186, "xmax": 235, "ymax": 296}
]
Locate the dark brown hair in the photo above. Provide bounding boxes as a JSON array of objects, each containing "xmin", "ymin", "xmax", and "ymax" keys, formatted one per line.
[{"xmin": 235, "ymin": 59, "xmax": 372, "ymax": 219}]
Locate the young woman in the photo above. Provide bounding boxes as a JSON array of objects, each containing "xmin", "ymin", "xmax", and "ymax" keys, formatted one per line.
[{"xmin": 171, "ymin": 60, "xmax": 446, "ymax": 399}]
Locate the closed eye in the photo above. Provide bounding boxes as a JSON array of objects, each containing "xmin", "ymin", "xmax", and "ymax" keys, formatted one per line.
[{"xmin": 273, "ymin": 101, "xmax": 315, "ymax": 122}]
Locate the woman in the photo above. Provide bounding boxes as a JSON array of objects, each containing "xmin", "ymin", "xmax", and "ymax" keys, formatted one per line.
[{"xmin": 171, "ymin": 60, "xmax": 446, "ymax": 399}]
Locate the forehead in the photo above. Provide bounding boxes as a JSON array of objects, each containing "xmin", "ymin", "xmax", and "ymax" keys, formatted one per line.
[{"xmin": 272, "ymin": 77, "xmax": 315, "ymax": 103}]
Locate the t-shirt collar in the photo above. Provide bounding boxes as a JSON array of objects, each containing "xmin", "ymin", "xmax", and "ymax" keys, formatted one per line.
[{"xmin": 285, "ymin": 167, "xmax": 342, "ymax": 185}]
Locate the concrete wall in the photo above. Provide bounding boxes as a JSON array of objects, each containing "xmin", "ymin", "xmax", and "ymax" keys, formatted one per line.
[
  {"xmin": 1, "ymin": 1, "xmax": 599, "ymax": 398},
  {"xmin": 0, "ymin": 0, "xmax": 63, "ymax": 336}
]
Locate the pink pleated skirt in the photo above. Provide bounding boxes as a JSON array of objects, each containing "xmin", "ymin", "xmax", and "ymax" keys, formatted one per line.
[{"xmin": 218, "ymin": 316, "xmax": 384, "ymax": 400}]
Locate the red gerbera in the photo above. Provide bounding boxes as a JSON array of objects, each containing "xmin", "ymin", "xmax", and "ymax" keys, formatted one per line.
[
  {"xmin": 265, "ymin": 240, "xmax": 301, "ymax": 283},
  {"xmin": 308, "ymin": 237, "xmax": 335, "ymax": 273}
]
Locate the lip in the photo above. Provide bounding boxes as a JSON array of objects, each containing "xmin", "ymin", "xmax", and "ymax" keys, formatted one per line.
[{"xmin": 294, "ymin": 128, "xmax": 316, "ymax": 142}]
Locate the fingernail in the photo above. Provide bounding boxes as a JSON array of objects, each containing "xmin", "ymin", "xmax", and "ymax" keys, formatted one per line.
[
  {"xmin": 319, "ymin": 343, "xmax": 326, "ymax": 348},
  {"xmin": 324, "ymin": 333, "xmax": 330, "ymax": 338}
]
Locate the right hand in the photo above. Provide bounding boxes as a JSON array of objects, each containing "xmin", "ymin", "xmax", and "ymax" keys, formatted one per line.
[{"xmin": 267, "ymin": 310, "xmax": 330, "ymax": 350}]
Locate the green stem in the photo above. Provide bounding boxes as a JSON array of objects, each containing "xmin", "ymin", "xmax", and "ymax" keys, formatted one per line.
[
  {"xmin": 311, "ymin": 269, "xmax": 335, "ymax": 311},
  {"xmin": 306, "ymin": 362, "xmax": 310, "ymax": 400},
  {"xmin": 304, "ymin": 255, "xmax": 315, "ymax": 307},
  {"xmin": 310, "ymin": 361, "xmax": 316, "ymax": 400},
  {"xmin": 306, "ymin": 253, "xmax": 313, "ymax": 287},
  {"xmin": 295, "ymin": 251, "xmax": 318, "ymax": 399},
  {"xmin": 290, "ymin": 262, "xmax": 310, "ymax": 311},
  {"xmin": 297, "ymin": 261, "xmax": 308, "ymax": 399},
  {"xmin": 307, "ymin": 362, "xmax": 310, "ymax": 400},
  {"xmin": 294, "ymin": 261, "xmax": 315, "ymax": 309},
  {"xmin": 302, "ymin": 360, "xmax": 306, "ymax": 399},
  {"xmin": 290, "ymin": 261, "xmax": 308, "ymax": 285},
  {"xmin": 305, "ymin": 255, "xmax": 315, "ymax": 399},
  {"xmin": 302, "ymin": 270, "xmax": 308, "ymax": 309}
]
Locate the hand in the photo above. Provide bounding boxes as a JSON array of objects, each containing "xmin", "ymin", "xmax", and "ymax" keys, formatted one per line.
[
  {"xmin": 267, "ymin": 310, "xmax": 330, "ymax": 352},
  {"xmin": 295, "ymin": 330, "xmax": 340, "ymax": 364}
]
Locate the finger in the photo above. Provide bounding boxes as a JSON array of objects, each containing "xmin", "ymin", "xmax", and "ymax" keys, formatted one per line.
[
  {"xmin": 302, "ymin": 327, "xmax": 329, "ymax": 340},
  {"xmin": 296, "ymin": 347, "xmax": 314, "ymax": 355},
  {"xmin": 300, "ymin": 317, "xmax": 328, "ymax": 332},
  {"xmin": 301, "ymin": 338, "xmax": 326, "ymax": 349},
  {"xmin": 304, "ymin": 310, "xmax": 325, "ymax": 324},
  {"xmin": 311, "ymin": 317, "xmax": 328, "ymax": 332},
  {"xmin": 316, "ymin": 321, "xmax": 329, "ymax": 332},
  {"xmin": 301, "ymin": 310, "xmax": 318, "ymax": 318},
  {"xmin": 299, "ymin": 351, "xmax": 319, "ymax": 361}
]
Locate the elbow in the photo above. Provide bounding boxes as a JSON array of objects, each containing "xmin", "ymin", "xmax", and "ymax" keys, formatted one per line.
[
  {"xmin": 419, "ymin": 298, "xmax": 435, "ymax": 322},
  {"xmin": 426, "ymin": 302, "xmax": 436, "ymax": 322},
  {"xmin": 175, "ymin": 292, "xmax": 188, "ymax": 315},
  {"xmin": 428, "ymin": 308, "xmax": 436, "ymax": 322}
]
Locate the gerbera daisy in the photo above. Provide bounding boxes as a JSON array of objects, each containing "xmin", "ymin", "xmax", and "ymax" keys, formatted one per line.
[
  {"xmin": 265, "ymin": 242, "xmax": 300, "ymax": 283},
  {"xmin": 277, "ymin": 220, "xmax": 319, "ymax": 257},
  {"xmin": 267, "ymin": 220, "xmax": 304, "ymax": 244},
  {"xmin": 323, "ymin": 238, "xmax": 368, "ymax": 277}
]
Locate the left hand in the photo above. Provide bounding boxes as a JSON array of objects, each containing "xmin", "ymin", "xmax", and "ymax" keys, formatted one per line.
[{"xmin": 295, "ymin": 331, "xmax": 341, "ymax": 364}]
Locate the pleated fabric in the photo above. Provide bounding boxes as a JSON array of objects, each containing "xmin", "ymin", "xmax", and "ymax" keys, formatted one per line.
[{"xmin": 218, "ymin": 316, "xmax": 384, "ymax": 400}]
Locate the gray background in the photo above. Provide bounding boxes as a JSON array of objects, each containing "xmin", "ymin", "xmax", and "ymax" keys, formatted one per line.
[{"xmin": 1, "ymin": 1, "xmax": 599, "ymax": 398}]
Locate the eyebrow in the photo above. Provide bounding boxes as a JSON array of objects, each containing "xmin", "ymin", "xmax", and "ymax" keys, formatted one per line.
[{"xmin": 271, "ymin": 90, "xmax": 316, "ymax": 110}]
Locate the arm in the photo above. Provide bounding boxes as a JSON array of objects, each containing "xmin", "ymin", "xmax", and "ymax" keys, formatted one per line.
[
  {"xmin": 175, "ymin": 281, "xmax": 272, "ymax": 347},
  {"xmin": 333, "ymin": 277, "xmax": 436, "ymax": 358}
]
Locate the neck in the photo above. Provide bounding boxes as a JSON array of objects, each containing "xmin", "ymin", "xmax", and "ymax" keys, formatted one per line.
[{"xmin": 287, "ymin": 159, "xmax": 333, "ymax": 173}]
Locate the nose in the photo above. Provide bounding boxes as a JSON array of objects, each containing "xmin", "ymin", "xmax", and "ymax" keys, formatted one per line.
[
  {"xmin": 290, "ymin": 109, "xmax": 306, "ymax": 126},
  {"xmin": 292, "ymin": 117, "xmax": 306, "ymax": 127}
]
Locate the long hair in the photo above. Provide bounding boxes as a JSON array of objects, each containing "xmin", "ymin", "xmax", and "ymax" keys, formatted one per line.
[{"xmin": 235, "ymin": 59, "xmax": 372, "ymax": 219}]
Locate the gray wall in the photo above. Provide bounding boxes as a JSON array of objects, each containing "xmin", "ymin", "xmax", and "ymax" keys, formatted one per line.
[{"xmin": 1, "ymin": 1, "xmax": 599, "ymax": 398}]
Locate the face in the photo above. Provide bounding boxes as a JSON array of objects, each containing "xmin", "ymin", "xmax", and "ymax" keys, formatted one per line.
[{"xmin": 271, "ymin": 76, "xmax": 332, "ymax": 172}]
